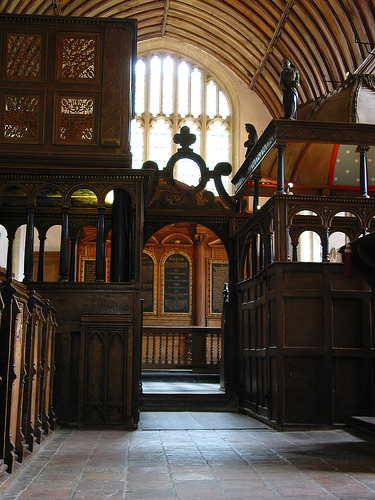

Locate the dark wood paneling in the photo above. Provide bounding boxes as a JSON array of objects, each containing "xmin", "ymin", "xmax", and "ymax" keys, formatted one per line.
[{"xmin": 236, "ymin": 263, "xmax": 374, "ymax": 429}]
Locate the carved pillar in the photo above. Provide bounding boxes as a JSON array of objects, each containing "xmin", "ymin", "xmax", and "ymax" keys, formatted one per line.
[
  {"xmin": 59, "ymin": 207, "xmax": 69, "ymax": 282},
  {"xmin": 245, "ymin": 242, "xmax": 251, "ymax": 278},
  {"xmin": 6, "ymin": 230, "xmax": 15, "ymax": 279},
  {"xmin": 131, "ymin": 208, "xmax": 136, "ymax": 282},
  {"xmin": 252, "ymin": 234, "xmax": 258, "ymax": 276},
  {"xmin": 252, "ymin": 172, "xmax": 261, "ymax": 213},
  {"xmin": 292, "ymin": 243, "xmax": 298, "ymax": 262},
  {"xmin": 259, "ymin": 235, "xmax": 264, "ymax": 270},
  {"xmin": 69, "ymin": 237, "xmax": 77, "ymax": 282},
  {"xmin": 356, "ymin": 146, "xmax": 370, "ymax": 198},
  {"xmin": 95, "ymin": 206, "xmax": 106, "ymax": 282},
  {"xmin": 322, "ymin": 227, "xmax": 330, "ymax": 262},
  {"xmin": 24, "ymin": 205, "xmax": 35, "ymax": 283},
  {"xmin": 110, "ymin": 189, "xmax": 130, "ymax": 282},
  {"xmin": 276, "ymin": 142, "xmax": 287, "ymax": 194},
  {"xmin": 194, "ymin": 234, "xmax": 206, "ymax": 326},
  {"xmin": 37, "ymin": 233, "xmax": 46, "ymax": 282},
  {"xmin": 267, "ymin": 233, "xmax": 274, "ymax": 265}
]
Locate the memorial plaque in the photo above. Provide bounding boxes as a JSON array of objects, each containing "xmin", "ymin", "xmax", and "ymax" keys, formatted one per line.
[
  {"xmin": 81, "ymin": 258, "xmax": 109, "ymax": 282},
  {"xmin": 83, "ymin": 259, "xmax": 96, "ymax": 282},
  {"xmin": 209, "ymin": 261, "xmax": 228, "ymax": 314},
  {"xmin": 142, "ymin": 253, "xmax": 155, "ymax": 313},
  {"xmin": 163, "ymin": 253, "xmax": 190, "ymax": 314}
]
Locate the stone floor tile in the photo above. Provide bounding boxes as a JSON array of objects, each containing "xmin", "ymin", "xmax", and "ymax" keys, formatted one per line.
[{"xmin": 1, "ymin": 413, "xmax": 375, "ymax": 500}]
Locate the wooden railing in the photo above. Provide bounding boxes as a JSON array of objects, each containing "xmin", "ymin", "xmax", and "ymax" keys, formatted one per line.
[{"xmin": 142, "ymin": 326, "xmax": 221, "ymax": 371}]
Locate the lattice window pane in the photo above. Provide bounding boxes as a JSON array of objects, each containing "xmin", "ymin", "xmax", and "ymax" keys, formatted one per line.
[
  {"xmin": 178, "ymin": 61, "xmax": 189, "ymax": 117},
  {"xmin": 3, "ymin": 95, "xmax": 40, "ymax": 140},
  {"xmin": 149, "ymin": 118, "xmax": 172, "ymax": 169},
  {"xmin": 6, "ymin": 34, "xmax": 42, "ymax": 78},
  {"xmin": 135, "ymin": 59, "xmax": 145, "ymax": 115},
  {"xmin": 191, "ymin": 68, "xmax": 202, "ymax": 118},
  {"xmin": 219, "ymin": 91, "xmax": 230, "ymax": 119},
  {"xmin": 131, "ymin": 119, "xmax": 144, "ymax": 169},
  {"xmin": 206, "ymin": 121, "xmax": 229, "ymax": 168},
  {"xmin": 150, "ymin": 55, "xmax": 161, "ymax": 116},
  {"xmin": 59, "ymin": 97, "xmax": 94, "ymax": 142},
  {"xmin": 60, "ymin": 36, "xmax": 97, "ymax": 79},
  {"xmin": 206, "ymin": 121, "xmax": 229, "ymax": 193},
  {"xmin": 206, "ymin": 81, "xmax": 217, "ymax": 118},
  {"xmin": 163, "ymin": 56, "xmax": 174, "ymax": 117}
]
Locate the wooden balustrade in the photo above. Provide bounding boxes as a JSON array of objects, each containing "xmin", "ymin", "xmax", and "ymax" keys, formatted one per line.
[
  {"xmin": 142, "ymin": 326, "xmax": 221, "ymax": 371},
  {"xmin": 0, "ymin": 279, "xmax": 56, "ymax": 475}
]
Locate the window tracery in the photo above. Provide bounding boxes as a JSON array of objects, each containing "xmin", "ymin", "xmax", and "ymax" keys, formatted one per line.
[{"xmin": 131, "ymin": 52, "xmax": 232, "ymax": 192}]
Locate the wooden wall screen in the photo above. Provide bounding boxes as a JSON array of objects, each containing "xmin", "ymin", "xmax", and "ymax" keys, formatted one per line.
[{"xmin": 236, "ymin": 262, "xmax": 374, "ymax": 429}]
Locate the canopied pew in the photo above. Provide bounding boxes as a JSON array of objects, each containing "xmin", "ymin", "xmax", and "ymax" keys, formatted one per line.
[{"xmin": 0, "ymin": 280, "xmax": 56, "ymax": 474}]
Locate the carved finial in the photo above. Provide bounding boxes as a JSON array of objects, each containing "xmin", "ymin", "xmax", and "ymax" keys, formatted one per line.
[{"xmin": 173, "ymin": 126, "xmax": 196, "ymax": 151}]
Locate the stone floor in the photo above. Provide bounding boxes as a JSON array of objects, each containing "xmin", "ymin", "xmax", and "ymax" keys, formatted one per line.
[{"xmin": 1, "ymin": 412, "xmax": 375, "ymax": 499}]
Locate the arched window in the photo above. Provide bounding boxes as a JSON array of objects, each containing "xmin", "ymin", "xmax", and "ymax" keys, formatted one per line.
[{"xmin": 131, "ymin": 52, "xmax": 232, "ymax": 191}]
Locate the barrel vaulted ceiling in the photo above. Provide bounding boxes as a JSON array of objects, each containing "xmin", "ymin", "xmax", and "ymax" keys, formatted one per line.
[{"xmin": 1, "ymin": 0, "xmax": 375, "ymax": 118}]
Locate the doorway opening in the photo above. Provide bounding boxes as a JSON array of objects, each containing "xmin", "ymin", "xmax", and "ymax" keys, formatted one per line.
[{"xmin": 140, "ymin": 222, "xmax": 230, "ymax": 410}]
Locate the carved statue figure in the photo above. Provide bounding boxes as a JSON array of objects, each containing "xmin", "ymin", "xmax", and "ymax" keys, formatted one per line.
[
  {"xmin": 280, "ymin": 58, "xmax": 300, "ymax": 119},
  {"xmin": 244, "ymin": 123, "xmax": 258, "ymax": 157}
]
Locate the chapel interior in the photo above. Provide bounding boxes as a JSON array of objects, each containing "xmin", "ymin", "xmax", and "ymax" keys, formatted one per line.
[{"xmin": 1, "ymin": 0, "xmax": 375, "ymax": 485}]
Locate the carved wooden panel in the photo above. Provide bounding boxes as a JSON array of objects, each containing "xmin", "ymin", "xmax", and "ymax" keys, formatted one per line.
[
  {"xmin": 1, "ymin": 92, "xmax": 43, "ymax": 143},
  {"xmin": 81, "ymin": 315, "xmax": 133, "ymax": 426},
  {"xmin": 5, "ymin": 33, "xmax": 44, "ymax": 80},
  {"xmin": 0, "ymin": 15, "xmax": 136, "ymax": 164},
  {"xmin": 57, "ymin": 33, "xmax": 100, "ymax": 83},
  {"xmin": 55, "ymin": 94, "xmax": 97, "ymax": 144}
]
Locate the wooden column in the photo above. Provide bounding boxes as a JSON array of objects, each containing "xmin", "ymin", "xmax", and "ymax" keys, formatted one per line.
[
  {"xmin": 276, "ymin": 142, "xmax": 287, "ymax": 194},
  {"xmin": 322, "ymin": 227, "xmax": 330, "ymax": 262},
  {"xmin": 23, "ymin": 206, "xmax": 35, "ymax": 283},
  {"xmin": 252, "ymin": 234, "xmax": 258, "ymax": 275},
  {"xmin": 110, "ymin": 189, "xmax": 130, "ymax": 282},
  {"xmin": 194, "ymin": 234, "xmax": 206, "ymax": 327},
  {"xmin": 292, "ymin": 243, "xmax": 298, "ymax": 262},
  {"xmin": 37, "ymin": 233, "xmax": 46, "ymax": 282},
  {"xmin": 6, "ymin": 230, "xmax": 15, "ymax": 279},
  {"xmin": 69, "ymin": 237, "xmax": 77, "ymax": 282},
  {"xmin": 95, "ymin": 206, "xmax": 106, "ymax": 282},
  {"xmin": 267, "ymin": 232, "xmax": 274, "ymax": 265},
  {"xmin": 357, "ymin": 146, "xmax": 370, "ymax": 198},
  {"xmin": 59, "ymin": 207, "xmax": 69, "ymax": 282},
  {"xmin": 252, "ymin": 173, "xmax": 261, "ymax": 213}
]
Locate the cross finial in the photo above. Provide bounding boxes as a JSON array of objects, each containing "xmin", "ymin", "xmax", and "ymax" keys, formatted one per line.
[{"xmin": 173, "ymin": 126, "xmax": 196, "ymax": 151}]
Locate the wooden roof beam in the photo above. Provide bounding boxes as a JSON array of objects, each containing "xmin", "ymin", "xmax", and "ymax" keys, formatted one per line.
[
  {"xmin": 249, "ymin": 0, "xmax": 295, "ymax": 90},
  {"xmin": 161, "ymin": 0, "xmax": 170, "ymax": 37}
]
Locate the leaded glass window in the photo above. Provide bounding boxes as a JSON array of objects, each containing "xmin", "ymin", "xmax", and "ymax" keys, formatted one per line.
[{"xmin": 131, "ymin": 52, "xmax": 231, "ymax": 192}]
